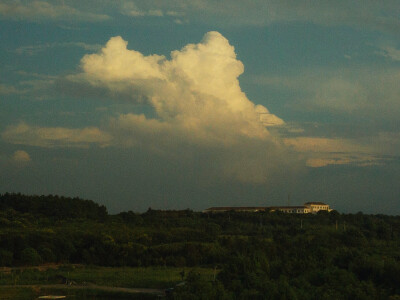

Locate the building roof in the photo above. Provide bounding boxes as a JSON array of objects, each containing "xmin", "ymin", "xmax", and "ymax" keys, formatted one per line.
[
  {"xmin": 204, "ymin": 207, "xmax": 267, "ymax": 211},
  {"xmin": 269, "ymin": 206, "xmax": 307, "ymax": 209},
  {"xmin": 205, "ymin": 205, "xmax": 310, "ymax": 211},
  {"xmin": 204, "ymin": 203, "xmax": 331, "ymax": 212}
]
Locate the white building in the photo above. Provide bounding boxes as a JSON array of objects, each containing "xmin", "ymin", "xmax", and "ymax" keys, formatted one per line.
[{"xmin": 304, "ymin": 202, "xmax": 332, "ymax": 213}]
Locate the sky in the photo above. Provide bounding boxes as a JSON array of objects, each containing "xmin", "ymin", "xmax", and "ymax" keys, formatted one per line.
[{"xmin": 1, "ymin": 0, "xmax": 399, "ymax": 214}]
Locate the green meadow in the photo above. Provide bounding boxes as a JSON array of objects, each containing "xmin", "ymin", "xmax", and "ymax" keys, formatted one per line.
[
  {"xmin": 0, "ymin": 265, "xmax": 216, "ymax": 299},
  {"xmin": 0, "ymin": 265, "xmax": 214, "ymax": 288}
]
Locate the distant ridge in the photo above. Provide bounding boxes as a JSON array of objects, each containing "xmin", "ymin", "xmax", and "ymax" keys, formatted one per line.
[{"xmin": 0, "ymin": 193, "xmax": 108, "ymax": 220}]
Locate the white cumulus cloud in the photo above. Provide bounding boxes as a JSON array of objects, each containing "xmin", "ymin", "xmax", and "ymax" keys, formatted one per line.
[
  {"xmin": 54, "ymin": 32, "xmax": 291, "ymax": 183},
  {"xmin": 4, "ymin": 32, "xmax": 321, "ymax": 182},
  {"xmin": 77, "ymin": 31, "xmax": 284, "ymax": 147}
]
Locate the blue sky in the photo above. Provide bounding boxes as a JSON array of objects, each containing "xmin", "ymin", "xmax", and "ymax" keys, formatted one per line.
[{"xmin": 1, "ymin": 0, "xmax": 399, "ymax": 213}]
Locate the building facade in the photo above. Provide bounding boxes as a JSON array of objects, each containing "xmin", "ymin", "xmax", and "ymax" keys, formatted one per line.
[
  {"xmin": 304, "ymin": 202, "xmax": 332, "ymax": 213},
  {"xmin": 203, "ymin": 207, "xmax": 267, "ymax": 213},
  {"xmin": 268, "ymin": 206, "xmax": 311, "ymax": 214}
]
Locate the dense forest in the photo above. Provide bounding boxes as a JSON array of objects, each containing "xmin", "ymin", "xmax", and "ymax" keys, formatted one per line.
[{"xmin": 1, "ymin": 193, "xmax": 400, "ymax": 299}]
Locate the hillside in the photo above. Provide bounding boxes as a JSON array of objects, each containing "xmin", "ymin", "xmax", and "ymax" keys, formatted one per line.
[{"xmin": 0, "ymin": 193, "xmax": 399, "ymax": 299}]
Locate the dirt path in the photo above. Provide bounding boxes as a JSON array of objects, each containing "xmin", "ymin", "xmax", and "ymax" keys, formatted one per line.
[{"xmin": 0, "ymin": 284, "xmax": 165, "ymax": 296}]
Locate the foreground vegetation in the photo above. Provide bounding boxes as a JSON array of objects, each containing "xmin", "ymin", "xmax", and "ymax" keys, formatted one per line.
[
  {"xmin": 0, "ymin": 285, "xmax": 157, "ymax": 299},
  {"xmin": 0, "ymin": 265, "xmax": 214, "ymax": 288},
  {"xmin": 1, "ymin": 193, "xmax": 400, "ymax": 299}
]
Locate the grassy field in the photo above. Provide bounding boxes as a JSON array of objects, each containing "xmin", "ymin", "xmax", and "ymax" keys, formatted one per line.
[
  {"xmin": 63, "ymin": 265, "xmax": 215, "ymax": 288},
  {"xmin": 0, "ymin": 287, "xmax": 158, "ymax": 300},
  {"xmin": 0, "ymin": 264, "xmax": 216, "ymax": 288},
  {"xmin": 0, "ymin": 265, "xmax": 216, "ymax": 299},
  {"xmin": 0, "ymin": 287, "xmax": 36, "ymax": 300}
]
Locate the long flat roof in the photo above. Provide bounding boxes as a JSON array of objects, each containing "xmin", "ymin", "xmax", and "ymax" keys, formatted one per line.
[
  {"xmin": 204, "ymin": 207, "xmax": 267, "ymax": 210},
  {"xmin": 204, "ymin": 205, "xmax": 309, "ymax": 211},
  {"xmin": 204, "ymin": 203, "xmax": 330, "ymax": 211},
  {"xmin": 269, "ymin": 206, "xmax": 308, "ymax": 209}
]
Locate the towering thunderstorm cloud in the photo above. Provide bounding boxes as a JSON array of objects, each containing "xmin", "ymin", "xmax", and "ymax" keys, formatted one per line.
[
  {"xmin": 4, "ymin": 32, "xmax": 295, "ymax": 184},
  {"xmin": 79, "ymin": 31, "xmax": 284, "ymax": 145},
  {"xmin": 76, "ymin": 31, "xmax": 289, "ymax": 183}
]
